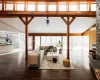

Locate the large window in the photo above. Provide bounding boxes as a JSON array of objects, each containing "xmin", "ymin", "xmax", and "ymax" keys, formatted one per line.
[
  {"xmin": 72, "ymin": 36, "xmax": 83, "ymax": 50},
  {"xmin": 91, "ymin": 3, "xmax": 96, "ymax": 11},
  {"xmin": 16, "ymin": 2, "xmax": 25, "ymax": 11},
  {"xmin": 69, "ymin": 2, "xmax": 78, "ymax": 11},
  {"xmin": 28, "ymin": 36, "xmax": 33, "ymax": 50},
  {"xmin": 41, "ymin": 36, "xmax": 61, "ymax": 47},
  {"xmin": 5, "ymin": 3, "xmax": 13, "ymax": 10},
  {"xmin": 82, "ymin": 36, "xmax": 89, "ymax": 51},
  {"xmin": 37, "ymin": 2, "xmax": 46, "ymax": 11},
  {"xmin": 80, "ymin": 2, "xmax": 88, "ymax": 11},
  {"xmin": 63, "ymin": 36, "xmax": 67, "ymax": 49},
  {"xmin": 58, "ymin": 2, "xmax": 67, "ymax": 11},
  {"xmin": 35, "ymin": 36, "xmax": 89, "ymax": 51},
  {"xmin": 35, "ymin": 36, "xmax": 40, "ymax": 49},
  {"xmin": 27, "ymin": 2, "xmax": 35, "ymax": 11},
  {"xmin": 48, "ymin": 4, "xmax": 56, "ymax": 11}
]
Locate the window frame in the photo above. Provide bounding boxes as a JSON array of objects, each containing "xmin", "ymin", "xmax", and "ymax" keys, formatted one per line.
[
  {"xmin": 91, "ymin": 2, "xmax": 96, "ymax": 11},
  {"xmin": 26, "ymin": 2, "xmax": 36, "ymax": 11},
  {"xmin": 69, "ymin": 2, "xmax": 78, "ymax": 11},
  {"xmin": 80, "ymin": 2, "xmax": 89, "ymax": 11},
  {"xmin": 5, "ymin": 2, "xmax": 14, "ymax": 11},
  {"xmin": 48, "ymin": 2, "xmax": 57, "ymax": 11},
  {"xmin": 58, "ymin": 2, "xmax": 67, "ymax": 11},
  {"xmin": 15, "ymin": 2, "xmax": 25, "ymax": 11},
  {"xmin": 37, "ymin": 2, "xmax": 46, "ymax": 11}
]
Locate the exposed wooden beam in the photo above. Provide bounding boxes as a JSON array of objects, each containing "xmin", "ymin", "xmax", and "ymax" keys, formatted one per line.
[
  {"xmin": 28, "ymin": 33, "xmax": 82, "ymax": 36},
  {"xmin": 1, "ymin": 0, "xmax": 96, "ymax": 1},
  {"xmin": 0, "ymin": 11, "xmax": 96, "ymax": 17}
]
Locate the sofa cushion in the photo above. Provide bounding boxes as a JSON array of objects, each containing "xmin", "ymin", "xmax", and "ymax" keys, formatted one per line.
[
  {"xmin": 53, "ymin": 47, "xmax": 57, "ymax": 52},
  {"xmin": 40, "ymin": 46, "xmax": 45, "ymax": 50},
  {"xmin": 49, "ymin": 45, "xmax": 53, "ymax": 49},
  {"xmin": 48, "ymin": 49, "xmax": 54, "ymax": 52},
  {"xmin": 91, "ymin": 52, "xmax": 98, "ymax": 60}
]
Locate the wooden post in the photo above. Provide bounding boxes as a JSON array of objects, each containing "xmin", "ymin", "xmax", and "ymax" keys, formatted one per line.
[
  {"xmin": 32, "ymin": 36, "xmax": 35, "ymax": 50},
  {"xmin": 67, "ymin": 17, "xmax": 70, "ymax": 59},
  {"xmin": 61, "ymin": 17, "xmax": 76, "ymax": 60},
  {"xmin": 25, "ymin": 17, "xmax": 28, "ymax": 60},
  {"xmin": 19, "ymin": 16, "xmax": 34, "ymax": 60}
]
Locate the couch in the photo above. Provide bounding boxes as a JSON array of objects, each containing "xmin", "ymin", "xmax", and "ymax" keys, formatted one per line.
[
  {"xmin": 28, "ymin": 46, "xmax": 57, "ymax": 68},
  {"xmin": 39, "ymin": 46, "xmax": 57, "ymax": 55},
  {"xmin": 28, "ymin": 50, "xmax": 44, "ymax": 68},
  {"xmin": 89, "ymin": 51, "xmax": 100, "ymax": 80},
  {"xmin": 89, "ymin": 55, "xmax": 100, "ymax": 70}
]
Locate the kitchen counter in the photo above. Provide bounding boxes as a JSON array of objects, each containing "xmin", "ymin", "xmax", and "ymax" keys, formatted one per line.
[
  {"xmin": 0, "ymin": 44, "xmax": 13, "ymax": 53},
  {"xmin": 0, "ymin": 44, "xmax": 13, "ymax": 46}
]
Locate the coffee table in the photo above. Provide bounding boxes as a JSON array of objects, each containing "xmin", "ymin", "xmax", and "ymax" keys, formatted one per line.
[{"xmin": 46, "ymin": 52, "xmax": 59, "ymax": 61}]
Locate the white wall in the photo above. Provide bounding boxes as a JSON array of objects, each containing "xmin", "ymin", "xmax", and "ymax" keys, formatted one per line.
[{"xmin": 19, "ymin": 33, "xmax": 25, "ymax": 50}]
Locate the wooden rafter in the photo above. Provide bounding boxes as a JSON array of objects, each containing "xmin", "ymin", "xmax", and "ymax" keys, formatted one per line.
[
  {"xmin": 61, "ymin": 17, "xmax": 76, "ymax": 25},
  {"xmin": 19, "ymin": 17, "xmax": 26, "ymax": 25},
  {"xmin": 61, "ymin": 17, "xmax": 69, "ymax": 25},
  {"xmin": 28, "ymin": 33, "xmax": 82, "ymax": 36},
  {"xmin": 69, "ymin": 17, "xmax": 76, "ymax": 25},
  {"xmin": 28, "ymin": 17, "xmax": 34, "ymax": 25},
  {"xmin": 19, "ymin": 17, "xmax": 34, "ymax": 25}
]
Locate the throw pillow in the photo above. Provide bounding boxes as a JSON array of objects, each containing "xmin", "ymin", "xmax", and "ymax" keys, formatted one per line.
[
  {"xmin": 40, "ymin": 46, "xmax": 45, "ymax": 50},
  {"xmin": 35, "ymin": 48, "xmax": 40, "ymax": 52},
  {"xmin": 49, "ymin": 45, "xmax": 53, "ymax": 49},
  {"xmin": 92, "ymin": 52, "xmax": 98, "ymax": 60}
]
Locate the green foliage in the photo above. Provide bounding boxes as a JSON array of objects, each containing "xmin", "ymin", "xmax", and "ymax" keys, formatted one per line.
[{"xmin": 56, "ymin": 40, "xmax": 63, "ymax": 48}]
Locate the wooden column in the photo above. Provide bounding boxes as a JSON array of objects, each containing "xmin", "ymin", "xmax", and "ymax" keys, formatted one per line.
[
  {"xmin": 67, "ymin": 17, "xmax": 70, "ymax": 59},
  {"xmin": 32, "ymin": 36, "xmax": 35, "ymax": 50},
  {"xmin": 19, "ymin": 16, "xmax": 34, "ymax": 60},
  {"xmin": 61, "ymin": 17, "xmax": 76, "ymax": 60}
]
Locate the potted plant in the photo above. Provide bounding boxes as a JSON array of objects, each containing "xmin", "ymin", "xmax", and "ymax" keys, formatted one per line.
[{"xmin": 56, "ymin": 40, "xmax": 63, "ymax": 54}]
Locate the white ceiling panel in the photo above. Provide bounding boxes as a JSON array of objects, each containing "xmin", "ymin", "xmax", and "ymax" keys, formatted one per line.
[{"xmin": 0, "ymin": 17, "xmax": 96, "ymax": 33}]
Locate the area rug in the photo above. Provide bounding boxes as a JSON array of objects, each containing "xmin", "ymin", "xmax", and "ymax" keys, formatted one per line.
[{"xmin": 39, "ymin": 54, "xmax": 75, "ymax": 70}]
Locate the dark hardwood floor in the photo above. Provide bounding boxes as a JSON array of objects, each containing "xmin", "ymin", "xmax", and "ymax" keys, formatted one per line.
[{"xmin": 0, "ymin": 50, "xmax": 97, "ymax": 80}]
